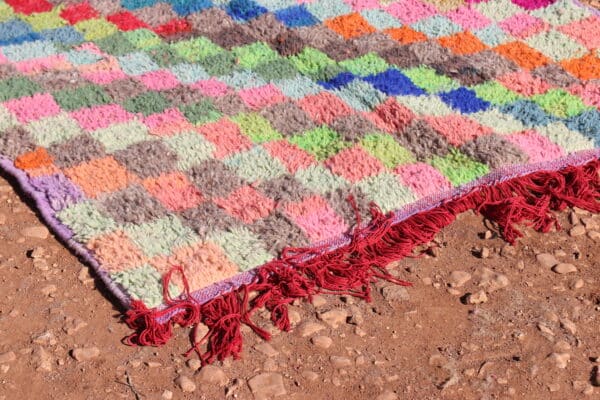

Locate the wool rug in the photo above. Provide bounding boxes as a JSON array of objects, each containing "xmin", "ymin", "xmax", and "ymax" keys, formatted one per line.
[{"xmin": 0, "ymin": 0, "xmax": 599, "ymax": 364}]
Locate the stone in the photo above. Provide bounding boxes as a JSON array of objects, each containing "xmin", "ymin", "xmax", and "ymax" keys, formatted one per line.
[
  {"xmin": 560, "ymin": 318, "xmax": 577, "ymax": 335},
  {"xmin": 32, "ymin": 331, "xmax": 57, "ymax": 346},
  {"xmin": 175, "ymin": 375, "xmax": 196, "ymax": 393},
  {"xmin": 0, "ymin": 352, "xmax": 15, "ymax": 364},
  {"xmin": 298, "ymin": 322, "xmax": 325, "ymax": 337},
  {"xmin": 34, "ymin": 347, "xmax": 53, "ymax": 372},
  {"xmin": 288, "ymin": 309, "xmax": 301, "ymax": 326},
  {"xmin": 197, "ymin": 365, "xmax": 228, "ymax": 386},
  {"xmin": 571, "ymin": 279, "xmax": 584, "ymax": 289},
  {"xmin": 186, "ymin": 358, "xmax": 201, "ymax": 371},
  {"xmin": 588, "ymin": 231, "xmax": 600, "ymax": 241},
  {"xmin": 78, "ymin": 268, "xmax": 94, "ymax": 285},
  {"xmin": 537, "ymin": 323, "xmax": 554, "ymax": 336},
  {"xmin": 548, "ymin": 353, "xmax": 570, "ymax": 369},
  {"xmin": 318, "ymin": 309, "xmax": 347, "ymax": 329},
  {"xmin": 569, "ymin": 225, "xmax": 586, "ymax": 236},
  {"xmin": 248, "ymin": 373, "xmax": 286, "ymax": 399},
  {"xmin": 29, "ymin": 247, "xmax": 45, "ymax": 259},
  {"xmin": 70, "ymin": 347, "xmax": 100, "ymax": 361},
  {"xmin": 536, "ymin": 253, "xmax": 558, "ymax": 268},
  {"xmin": 548, "ymin": 383, "xmax": 560, "ymax": 392},
  {"xmin": 375, "ymin": 391, "xmax": 398, "ymax": 400},
  {"xmin": 330, "ymin": 356, "xmax": 352, "ymax": 368},
  {"xmin": 21, "ymin": 226, "xmax": 49, "ymax": 239},
  {"xmin": 581, "ymin": 217, "xmax": 599, "ymax": 230},
  {"xmin": 448, "ymin": 271, "xmax": 471, "ymax": 288},
  {"xmin": 63, "ymin": 318, "xmax": 88, "ymax": 335},
  {"xmin": 301, "ymin": 370, "xmax": 319, "ymax": 381},
  {"xmin": 479, "ymin": 268, "xmax": 509, "ymax": 292},
  {"xmin": 311, "ymin": 335, "xmax": 333, "ymax": 349},
  {"xmin": 552, "ymin": 263, "xmax": 577, "ymax": 274},
  {"xmin": 381, "ymin": 285, "xmax": 410, "ymax": 301},
  {"xmin": 466, "ymin": 290, "xmax": 488, "ymax": 304},
  {"xmin": 161, "ymin": 390, "xmax": 173, "ymax": 400},
  {"xmin": 254, "ymin": 342, "xmax": 279, "ymax": 358},
  {"xmin": 311, "ymin": 295, "xmax": 327, "ymax": 307}
]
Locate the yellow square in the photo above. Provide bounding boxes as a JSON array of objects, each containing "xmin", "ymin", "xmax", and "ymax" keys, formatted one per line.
[{"xmin": 75, "ymin": 18, "xmax": 117, "ymax": 41}]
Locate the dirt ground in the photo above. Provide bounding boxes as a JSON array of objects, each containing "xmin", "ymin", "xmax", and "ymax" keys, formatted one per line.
[{"xmin": 0, "ymin": 165, "xmax": 599, "ymax": 400}]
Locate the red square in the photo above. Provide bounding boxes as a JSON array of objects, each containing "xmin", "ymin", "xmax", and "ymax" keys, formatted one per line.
[
  {"xmin": 107, "ymin": 11, "xmax": 149, "ymax": 31},
  {"xmin": 197, "ymin": 118, "xmax": 253, "ymax": 159},
  {"xmin": 366, "ymin": 98, "xmax": 414, "ymax": 133},
  {"xmin": 143, "ymin": 172, "xmax": 204, "ymax": 212},
  {"xmin": 213, "ymin": 186, "xmax": 276, "ymax": 224},
  {"xmin": 60, "ymin": 2, "xmax": 99, "ymax": 25},
  {"xmin": 263, "ymin": 140, "xmax": 315, "ymax": 174},
  {"xmin": 426, "ymin": 115, "xmax": 492, "ymax": 146},
  {"xmin": 154, "ymin": 18, "xmax": 191, "ymax": 37},
  {"xmin": 297, "ymin": 92, "xmax": 353, "ymax": 125},
  {"xmin": 325, "ymin": 145, "xmax": 385, "ymax": 183},
  {"xmin": 5, "ymin": 0, "xmax": 52, "ymax": 15}
]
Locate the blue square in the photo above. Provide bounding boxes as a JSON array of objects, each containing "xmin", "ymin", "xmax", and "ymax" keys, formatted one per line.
[
  {"xmin": 121, "ymin": 0, "xmax": 158, "ymax": 10},
  {"xmin": 364, "ymin": 69, "xmax": 425, "ymax": 96},
  {"xmin": 473, "ymin": 24, "xmax": 509, "ymax": 47},
  {"xmin": 40, "ymin": 27, "xmax": 84, "ymax": 46},
  {"xmin": 0, "ymin": 19, "xmax": 40, "ymax": 46},
  {"xmin": 500, "ymin": 100, "xmax": 555, "ymax": 127},
  {"xmin": 439, "ymin": 88, "xmax": 490, "ymax": 114},
  {"xmin": 318, "ymin": 72, "xmax": 356, "ymax": 90},
  {"xmin": 226, "ymin": 0, "xmax": 268, "ymax": 21},
  {"xmin": 169, "ymin": 0, "xmax": 212, "ymax": 15},
  {"xmin": 275, "ymin": 5, "xmax": 318, "ymax": 27}
]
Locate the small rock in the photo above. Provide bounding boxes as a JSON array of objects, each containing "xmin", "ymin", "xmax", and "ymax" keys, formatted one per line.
[
  {"xmin": 448, "ymin": 271, "xmax": 471, "ymax": 288},
  {"xmin": 21, "ymin": 226, "xmax": 49, "ymax": 239},
  {"xmin": 581, "ymin": 217, "xmax": 599, "ymax": 230},
  {"xmin": 197, "ymin": 365, "xmax": 228, "ymax": 386},
  {"xmin": 186, "ymin": 358, "xmax": 201, "ymax": 371},
  {"xmin": 63, "ymin": 318, "xmax": 88, "ymax": 335},
  {"xmin": 548, "ymin": 353, "xmax": 570, "ymax": 369},
  {"xmin": 78, "ymin": 268, "xmax": 94, "ymax": 285},
  {"xmin": 32, "ymin": 331, "xmax": 56, "ymax": 346},
  {"xmin": 560, "ymin": 319, "xmax": 577, "ymax": 335},
  {"xmin": 34, "ymin": 347, "xmax": 53, "ymax": 372},
  {"xmin": 466, "ymin": 290, "xmax": 488, "ymax": 304},
  {"xmin": 479, "ymin": 247, "xmax": 490, "ymax": 258},
  {"xmin": 28, "ymin": 247, "xmax": 45, "ymax": 259},
  {"xmin": 537, "ymin": 323, "xmax": 554, "ymax": 336},
  {"xmin": 574, "ymin": 380, "xmax": 594, "ymax": 394},
  {"xmin": 483, "ymin": 230, "xmax": 493, "ymax": 239},
  {"xmin": 146, "ymin": 361, "xmax": 162, "ymax": 368},
  {"xmin": 479, "ymin": 268, "xmax": 509, "ymax": 292},
  {"xmin": 548, "ymin": 383, "xmax": 560, "ymax": 392},
  {"xmin": 318, "ymin": 309, "xmax": 347, "ymax": 329},
  {"xmin": 161, "ymin": 390, "xmax": 173, "ymax": 400},
  {"xmin": 70, "ymin": 347, "xmax": 100, "ymax": 362},
  {"xmin": 571, "ymin": 279, "xmax": 584, "ymax": 290},
  {"xmin": 554, "ymin": 340, "xmax": 571, "ymax": 353},
  {"xmin": 1, "ymin": 365, "xmax": 9, "ymax": 374},
  {"xmin": 569, "ymin": 211, "xmax": 580, "ymax": 225},
  {"xmin": 301, "ymin": 370, "xmax": 319, "ymax": 381},
  {"xmin": 588, "ymin": 231, "xmax": 600, "ymax": 241},
  {"xmin": 33, "ymin": 259, "xmax": 49, "ymax": 271},
  {"xmin": 536, "ymin": 253, "xmax": 558, "ymax": 268},
  {"xmin": 175, "ymin": 375, "xmax": 196, "ymax": 393},
  {"xmin": 254, "ymin": 343, "xmax": 279, "ymax": 358},
  {"xmin": 381, "ymin": 285, "xmax": 410, "ymax": 302},
  {"xmin": 0, "ymin": 352, "xmax": 16, "ymax": 364},
  {"xmin": 311, "ymin": 335, "xmax": 332, "ymax": 349},
  {"xmin": 354, "ymin": 327, "xmax": 367, "ymax": 337},
  {"xmin": 375, "ymin": 390, "xmax": 398, "ymax": 400},
  {"xmin": 311, "ymin": 295, "xmax": 327, "ymax": 308},
  {"xmin": 330, "ymin": 356, "xmax": 352, "ymax": 368},
  {"xmin": 248, "ymin": 373, "xmax": 286, "ymax": 399},
  {"xmin": 298, "ymin": 322, "xmax": 325, "ymax": 337},
  {"xmin": 500, "ymin": 244, "xmax": 517, "ymax": 257},
  {"xmin": 288, "ymin": 309, "xmax": 301, "ymax": 326},
  {"xmin": 552, "ymin": 263, "xmax": 577, "ymax": 274},
  {"xmin": 569, "ymin": 225, "xmax": 586, "ymax": 237}
]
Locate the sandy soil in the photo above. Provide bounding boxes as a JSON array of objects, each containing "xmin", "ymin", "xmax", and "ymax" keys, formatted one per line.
[{"xmin": 0, "ymin": 169, "xmax": 599, "ymax": 400}]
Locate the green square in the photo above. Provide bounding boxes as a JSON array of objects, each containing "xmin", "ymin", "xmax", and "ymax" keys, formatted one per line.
[
  {"xmin": 526, "ymin": 30, "xmax": 586, "ymax": 61},
  {"xmin": 473, "ymin": 81, "xmax": 521, "ymax": 106},
  {"xmin": 402, "ymin": 66, "xmax": 458, "ymax": 94},
  {"xmin": 537, "ymin": 122, "xmax": 594, "ymax": 153},
  {"xmin": 290, "ymin": 48, "xmax": 341, "ymax": 80},
  {"xmin": 23, "ymin": 8, "xmax": 65, "ymax": 31},
  {"xmin": 90, "ymin": 120, "xmax": 151, "ymax": 152},
  {"xmin": 111, "ymin": 264, "xmax": 177, "ymax": 308},
  {"xmin": 289, "ymin": 126, "xmax": 347, "ymax": 161},
  {"xmin": 0, "ymin": 105, "xmax": 17, "ymax": 132},
  {"xmin": 123, "ymin": 91, "xmax": 171, "ymax": 116},
  {"xmin": 75, "ymin": 18, "xmax": 118, "ymax": 41},
  {"xmin": 171, "ymin": 37, "xmax": 223, "ymax": 62},
  {"xmin": 0, "ymin": 3, "xmax": 14, "ymax": 23},
  {"xmin": 475, "ymin": 0, "xmax": 521, "ymax": 22},
  {"xmin": 231, "ymin": 113, "xmax": 282, "ymax": 143},
  {"xmin": 180, "ymin": 99, "xmax": 222, "ymax": 125},
  {"xmin": 198, "ymin": 52, "xmax": 238, "ymax": 76},
  {"xmin": 165, "ymin": 131, "xmax": 216, "ymax": 170},
  {"xmin": 429, "ymin": 148, "xmax": 489, "ymax": 186},
  {"xmin": 340, "ymin": 53, "xmax": 388, "ymax": 77},
  {"xmin": 334, "ymin": 79, "xmax": 386, "ymax": 112},
  {"xmin": 531, "ymin": 89, "xmax": 588, "ymax": 118},
  {"xmin": 357, "ymin": 173, "xmax": 416, "ymax": 214},
  {"xmin": 224, "ymin": 147, "xmax": 287, "ymax": 182},
  {"xmin": 0, "ymin": 77, "xmax": 41, "ymax": 102},
  {"xmin": 209, "ymin": 227, "xmax": 272, "ymax": 271},
  {"xmin": 124, "ymin": 29, "xmax": 162, "ymax": 50},
  {"xmin": 470, "ymin": 109, "xmax": 525, "ymax": 134},
  {"xmin": 26, "ymin": 113, "xmax": 82, "ymax": 147},
  {"xmin": 254, "ymin": 58, "xmax": 298, "ymax": 81},
  {"xmin": 57, "ymin": 201, "xmax": 116, "ymax": 242},
  {"xmin": 361, "ymin": 134, "xmax": 415, "ymax": 168},
  {"xmin": 148, "ymin": 44, "xmax": 187, "ymax": 68},
  {"xmin": 396, "ymin": 95, "xmax": 454, "ymax": 116},
  {"xmin": 95, "ymin": 32, "xmax": 138, "ymax": 56},
  {"xmin": 295, "ymin": 165, "xmax": 348, "ymax": 194},
  {"xmin": 531, "ymin": 0, "xmax": 591, "ymax": 26},
  {"xmin": 125, "ymin": 216, "xmax": 199, "ymax": 258},
  {"xmin": 233, "ymin": 42, "xmax": 279, "ymax": 69},
  {"xmin": 53, "ymin": 84, "xmax": 112, "ymax": 111}
]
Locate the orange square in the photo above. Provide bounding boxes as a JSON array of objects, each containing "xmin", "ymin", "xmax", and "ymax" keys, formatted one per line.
[
  {"xmin": 87, "ymin": 230, "xmax": 148, "ymax": 273},
  {"xmin": 14, "ymin": 147, "xmax": 53, "ymax": 170},
  {"xmin": 325, "ymin": 13, "xmax": 376, "ymax": 39},
  {"xmin": 438, "ymin": 32, "xmax": 487, "ymax": 55},
  {"xmin": 561, "ymin": 53, "xmax": 600, "ymax": 80},
  {"xmin": 493, "ymin": 41, "xmax": 550, "ymax": 70},
  {"xmin": 64, "ymin": 156, "xmax": 135, "ymax": 198},
  {"xmin": 384, "ymin": 26, "xmax": 427, "ymax": 45}
]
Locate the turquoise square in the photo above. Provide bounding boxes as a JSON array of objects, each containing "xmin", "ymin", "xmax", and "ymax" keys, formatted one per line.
[
  {"xmin": 357, "ymin": 173, "xmax": 416, "ymax": 214},
  {"xmin": 473, "ymin": 24, "xmax": 511, "ymax": 47},
  {"xmin": 125, "ymin": 216, "xmax": 199, "ymax": 258},
  {"xmin": 66, "ymin": 49, "xmax": 103, "ymax": 65},
  {"xmin": 170, "ymin": 62, "xmax": 209, "ymax": 84},
  {"xmin": 209, "ymin": 227, "xmax": 272, "ymax": 271},
  {"xmin": 361, "ymin": 9, "xmax": 402, "ymax": 30},
  {"xmin": 411, "ymin": 15, "xmax": 462, "ymax": 38},
  {"xmin": 274, "ymin": 76, "xmax": 322, "ymax": 99},
  {"xmin": 305, "ymin": 0, "xmax": 351, "ymax": 20},
  {"xmin": 117, "ymin": 52, "xmax": 160, "ymax": 76},
  {"xmin": 221, "ymin": 70, "xmax": 267, "ymax": 90},
  {"xmin": 57, "ymin": 201, "xmax": 116, "ymax": 242},
  {"xmin": 224, "ymin": 147, "xmax": 287, "ymax": 182},
  {"xmin": 2, "ymin": 40, "xmax": 57, "ymax": 62},
  {"xmin": 333, "ymin": 80, "xmax": 387, "ymax": 112}
]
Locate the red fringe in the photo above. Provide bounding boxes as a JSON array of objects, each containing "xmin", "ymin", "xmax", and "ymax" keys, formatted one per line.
[{"xmin": 123, "ymin": 158, "xmax": 600, "ymax": 365}]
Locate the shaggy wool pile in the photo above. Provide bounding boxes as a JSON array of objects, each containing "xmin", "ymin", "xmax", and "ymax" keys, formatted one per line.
[{"xmin": 0, "ymin": 0, "xmax": 599, "ymax": 362}]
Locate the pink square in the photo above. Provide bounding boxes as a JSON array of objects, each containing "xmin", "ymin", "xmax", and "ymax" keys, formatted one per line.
[
  {"xmin": 394, "ymin": 162, "xmax": 451, "ymax": 198},
  {"xmin": 263, "ymin": 140, "xmax": 315, "ymax": 173},
  {"xmin": 71, "ymin": 104, "xmax": 134, "ymax": 131},
  {"xmin": 559, "ymin": 16, "xmax": 600, "ymax": 50},
  {"xmin": 325, "ymin": 145, "xmax": 385, "ymax": 183},
  {"xmin": 197, "ymin": 117, "xmax": 252, "ymax": 159},
  {"xmin": 297, "ymin": 92, "xmax": 353, "ymax": 125},
  {"xmin": 143, "ymin": 108, "xmax": 194, "ymax": 136},
  {"xmin": 284, "ymin": 196, "xmax": 348, "ymax": 242},
  {"xmin": 4, "ymin": 93, "xmax": 60, "ymax": 124},
  {"xmin": 190, "ymin": 78, "xmax": 230, "ymax": 98},
  {"xmin": 14, "ymin": 55, "xmax": 71, "ymax": 74},
  {"xmin": 344, "ymin": 0, "xmax": 380, "ymax": 11},
  {"xmin": 143, "ymin": 172, "xmax": 204, "ymax": 211},
  {"xmin": 445, "ymin": 7, "xmax": 491, "ymax": 30},
  {"xmin": 498, "ymin": 13, "xmax": 548, "ymax": 39},
  {"xmin": 498, "ymin": 70, "xmax": 551, "ymax": 96},
  {"xmin": 569, "ymin": 82, "xmax": 600, "ymax": 109},
  {"xmin": 426, "ymin": 115, "xmax": 492, "ymax": 146},
  {"xmin": 138, "ymin": 69, "xmax": 180, "ymax": 91},
  {"xmin": 366, "ymin": 98, "xmax": 414, "ymax": 133},
  {"xmin": 214, "ymin": 186, "xmax": 275, "ymax": 224},
  {"xmin": 505, "ymin": 130, "xmax": 564, "ymax": 163},
  {"xmin": 238, "ymin": 84, "xmax": 286, "ymax": 110},
  {"xmin": 387, "ymin": 0, "xmax": 437, "ymax": 25}
]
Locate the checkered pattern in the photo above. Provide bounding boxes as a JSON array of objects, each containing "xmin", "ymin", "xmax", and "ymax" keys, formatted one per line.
[{"xmin": 0, "ymin": 0, "xmax": 598, "ymax": 308}]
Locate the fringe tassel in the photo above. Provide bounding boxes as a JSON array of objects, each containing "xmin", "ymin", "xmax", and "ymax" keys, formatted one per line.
[{"xmin": 123, "ymin": 158, "xmax": 600, "ymax": 365}]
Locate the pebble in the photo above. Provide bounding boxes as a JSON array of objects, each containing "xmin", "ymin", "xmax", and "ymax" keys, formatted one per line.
[
  {"xmin": 288, "ymin": 309, "xmax": 301, "ymax": 326},
  {"xmin": 0, "ymin": 352, "xmax": 16, "ymax": 364},
  {"xmin": 548, "ymin": 353, "xmax": 570, "ymax": 369},
  {"xmin": 536, "ymin": 253, "xmax": 558, "ymax": 268},
  {"xmin": 311, "ymin": 295, "xmax": 327, "ymax": 308},
  {"xmin": 548, "ymin": 383, "xmax": 560, "ymax": 392},
  {"xmin": 560, "ymin": 318, "xmax": 577, "ymax": 335},
  {"xmin": 318, "ymin": 309, "xmax": 347, "ymax": 329},
  {"xmin": 34, "ymin": 347, "xmax": 53, "ymax": 372},
  {"xmin": 311, "ymin": 335, "xmax": 333, "ymax": 349},
  {"xmin": 588, "ymin": 231, "xmax": 600, "ymax": 241},
  {"xmin": 254, "ymin": 342, "xmax": 279, "ymax": 358},
  {"xmin": 537, "ymin": 323, "xmax": 554, "ymax": 336},
  {"xmin": 78, "ymin": 268, "xmax": 94, "ymax": 286},
  {"xmin": 32, "ymin": 331, "xmax": 56, "ymax": 346},
  {"xmin": 186, "ymin": 358, "xmax": 201, "ymax": 371},
  {"xmin": 581, "ymin": 217, "xmax": 599, "ymax": 230},
  {"xmin": 466, "ymin": 290, "xmax": 488, "ymax": 304},
  {"xmin": 28, "ymin": 247, "xmax": 45, "ymax": 259},
  {"xmin": 479, "ymin": 268, "xmax": 509, "ymax": 292},
  {"xmin": 571, "ymin": 279, "xmax": 584, "ymax": 289},
  {"xmin": 330, "ymin": 356, "xmax": 352, "ymax": 368},
  {"xmin": 381, "ymin": 285, "xmax": 410, "ymax": 302},
  {"xmin": 301, "ymin": 370, "xmax": 319, "ymax": 381},
  {"xmin": 569, "ymin": 225, "xmax": 586, "ymax": 237},
  {"xmin": 21, "ymin": 226, "xmax": 49, "ymax": 240},
  {"xmin": 248, "ymin": 373, "xmax": 286, "ymax": 399},
  {"xmin": 197, "ymin": 365, "xmax": 228, "ymax": 386},
  {"xmin": 298, "ymin": 322, "xmax": 325, "ymax": 337},
  {"xmin": 552, "ymin": 263, "xmax": 577, "ymax": 274},
  {"xmin": 448, "ymin": 271, "xmax": 471, "ymax": 288},
  {"xmin": 375, "ymin": 391, "xmax": 398, "ymax": 400},
  {"xmin": 161, "ymin": 390, "xmax": 173, "ymax": 400},
  {"xmin": 175, "ymin": 375, "xmax": 196, "ymax": 393},
  {"xmin": 71, "ymin": 347, "xmax": 100, "ymax": 362}
]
